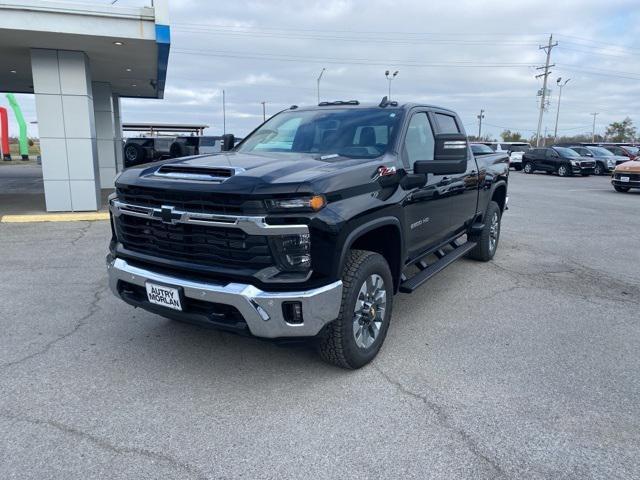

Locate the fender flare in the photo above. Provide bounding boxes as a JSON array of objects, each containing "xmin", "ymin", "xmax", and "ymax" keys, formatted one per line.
[{"xmin": 337, "ymin": 216, "xmax": 404, "ymax": 275}]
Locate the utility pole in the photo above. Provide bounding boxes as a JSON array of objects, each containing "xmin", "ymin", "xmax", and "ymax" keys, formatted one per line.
[
  {"xmin": 477, "ymin": 109, "xmax": 485, "ymax": 138},
  {"xmin": 385, "ymin": 70, "xmax": 399, "ymax": 100},
  {"xmin": 535, "ymin": 34, "xmax": 558, "ymax": 147},
  {"xmin": 591, "ymin": 112, "xmax": 599, "ymax": 142},
  {"xmin": 317, "ymin": 68, "xmax": 326, "ymax": 104},
  {"xmin": 553, "ymin": 77, "xmax": 570, "ymax": 142},
  {"xmin": 261, "ymin": 101, "xmax": 266, "ymax": 122},
  {"xmin": 543, "ymin": 126, "xmax": 548, "ymax": 146},
  {"xmin": 222, "ymin": 89, "xmax": 226, "ymax": 135}
]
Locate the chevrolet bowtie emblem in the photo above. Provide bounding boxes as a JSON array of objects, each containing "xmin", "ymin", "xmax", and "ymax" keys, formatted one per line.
[{"xmin": 158, "ymin": 205, "xmax": 182, "ymax": 225}]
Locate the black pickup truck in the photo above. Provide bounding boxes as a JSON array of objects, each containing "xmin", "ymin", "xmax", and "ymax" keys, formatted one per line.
[{"xmin": 107, "ymin": 99, "xmax": 509, "ymax": 368}]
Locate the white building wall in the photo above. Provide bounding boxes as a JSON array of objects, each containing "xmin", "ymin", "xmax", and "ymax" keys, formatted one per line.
[
  {"xmin": 93, "ymin": 81, "xmax": 118, "ymax": 188},
  {"xmin": 32, "ymin": 48, "xmax": 100, "ymax": 211}
]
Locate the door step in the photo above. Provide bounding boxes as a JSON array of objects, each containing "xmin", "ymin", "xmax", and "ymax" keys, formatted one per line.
[{"xmin": 399, "ymin": 241, "xmax": 477, "ymax": 293}]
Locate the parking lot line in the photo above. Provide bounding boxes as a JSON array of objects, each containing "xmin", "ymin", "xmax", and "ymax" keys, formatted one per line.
[{"xmin": 0, "ymin": 212, "xmax": 109, "ymax": 223}]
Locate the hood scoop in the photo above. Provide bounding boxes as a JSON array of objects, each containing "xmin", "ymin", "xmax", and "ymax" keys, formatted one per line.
[{"xmin": 154, "ymin": 164, "xmax": 244, "ymax": 182}]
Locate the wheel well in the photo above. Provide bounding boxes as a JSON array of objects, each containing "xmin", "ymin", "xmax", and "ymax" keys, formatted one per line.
[
  {"xmin": 350, "ymin": 225, "xmax": 402, "ymax": 292},
  {"xmin": 491, "ymin": 184, "xmax": 507, "ymax": 212}
]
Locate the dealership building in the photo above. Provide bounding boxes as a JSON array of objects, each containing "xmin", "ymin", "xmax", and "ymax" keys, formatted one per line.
[{"xmin": 0, "ymin": 0, "xmax": 170, "ymax": 212}]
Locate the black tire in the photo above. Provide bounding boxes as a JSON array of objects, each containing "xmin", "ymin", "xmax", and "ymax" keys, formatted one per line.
[
  {"xmin": 614, "ymin": 185, "xmax": 630, "ymax": 193},
  {"xmin": 513, "ymin": 164, "xmax": 523, "ymax": 171},
  {"xmin": 557, "ymin": 164, "xmax": 571, "ymax": 177},
  {"xmin": 523, "ymin": 162, "xmax": 534, "ymax": 174},
  {"xmin": 468, "ymin": 201, "xmax": 501, "ymax": 262},
  {"xmin": 317, "ymin": 250, "xmax": 393, "ymax": 369},
  {"xmin": 594, "ymin": 163, "xmax": 603, "ymax": 175},
  {"xmin": 123, "ymin": 143, "xmax": 146, "ymax": 167},
  {"xmin": 170, "ymin": 142, "xmax": 185, "ymax": 158}
]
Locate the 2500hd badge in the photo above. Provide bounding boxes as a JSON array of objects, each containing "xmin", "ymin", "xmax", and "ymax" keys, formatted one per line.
[{"xmin": 107, "ymin": 98, "xmax": 509, "ymax": 369}]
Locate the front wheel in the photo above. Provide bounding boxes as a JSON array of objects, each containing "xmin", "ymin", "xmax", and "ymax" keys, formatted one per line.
[
  {"xmin": 614, "ymin": 185, "xmax": 630, "ymax": 193},
  {"xmin": 557, "ymin": 164, "xmax": 571, "ymax": 177},
  {"xmin": 468, "ymin": 201, "xmax": 501, "ymax": 262},
  {"xmin": 318, "ymin": 250, "xmax": 393, "ymax": 369},
  {"xmin": 594, "ymin": 163, "xmax": 604, "ymax": 175},
  {"xmin": 523, "ymin": 162, "xmax": 534, "ymax": 174}
]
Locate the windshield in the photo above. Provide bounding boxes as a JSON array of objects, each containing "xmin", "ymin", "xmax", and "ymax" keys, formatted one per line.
[
  {"xmin": 237, "ymin": 108, "xmax": 404, "ymax": 159},
  {"xmin": 625, "ymin": 146, "xmax": 639, "ymax": 154},
  {"xmin": 471, "ymin": 144, "xmax": 494, "ymax": 154},
  {"xmin": 587, "ymin": 146, "xmax": 613, "ymax": 156},
  {"xmin": 508, "ymin": 144, "xmax": 530, "ymax": 152},
  {"xmin": 554, "ymin": 147, "xmax": 580, "ymax": 158}
]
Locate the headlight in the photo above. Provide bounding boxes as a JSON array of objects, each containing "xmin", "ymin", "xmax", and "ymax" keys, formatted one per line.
[
  {"xmin": 570, "ymin": 160, "xmax": 578, "ymax": 166},
  {"xmin": 269, "ymin": 234, "xmax": 311, "ymax": 272},
  {"xmin": 265, "ymin": 195, "xmax": 326, "ymax": 212}
]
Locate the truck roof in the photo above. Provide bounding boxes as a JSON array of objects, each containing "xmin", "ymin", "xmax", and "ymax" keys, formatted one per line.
[{"xmin": 290, "ymin": 101, "xmax": 458, "ymax": 115}]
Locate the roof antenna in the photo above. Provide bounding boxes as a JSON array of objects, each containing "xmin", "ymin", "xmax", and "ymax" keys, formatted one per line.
[{"xmin": 379, "ymin": 96, "xmax": 389, "ymax": 107}]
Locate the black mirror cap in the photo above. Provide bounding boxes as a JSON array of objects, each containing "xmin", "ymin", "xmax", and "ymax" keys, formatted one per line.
[
  {"xmin": 221, "ymin": 134, "xmax": 236, "ymax": 151},
  {"xmin": 413, "ymin": 133, "xmax": 468, "ymax": 175}
]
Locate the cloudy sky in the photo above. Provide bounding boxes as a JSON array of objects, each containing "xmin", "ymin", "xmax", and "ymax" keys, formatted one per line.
[{"xmin": 3, "ymin": 0, "xmax": 640, "ymax": 140}]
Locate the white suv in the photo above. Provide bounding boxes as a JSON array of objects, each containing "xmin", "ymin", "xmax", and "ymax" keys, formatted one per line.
[{"xmin": 480, "ymin": 142, "xmax": 531, "ymax": 171}]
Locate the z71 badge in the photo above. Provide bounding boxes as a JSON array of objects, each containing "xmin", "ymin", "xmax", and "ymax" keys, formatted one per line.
[{"xmin": 372, "ymin": 166, "xmax": 397, "ymax": 181}]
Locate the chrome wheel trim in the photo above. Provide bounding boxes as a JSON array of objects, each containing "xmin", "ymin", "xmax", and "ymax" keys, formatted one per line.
[
  {"xmin": 524, "ymin": 163, "xmax": 532, "ymax": 173},
  {"xmin": 558, "ymin": 165, "xmax": 567, "ymax": 176},
  {"xmin": 352, "ymin": 274, "xmax": 387, "ymax": 349},
  {"xmin": 489, "ymin": 211, "xmax": 500, "ymax": 253}
]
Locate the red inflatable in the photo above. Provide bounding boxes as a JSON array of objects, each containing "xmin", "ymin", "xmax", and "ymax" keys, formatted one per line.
[{"xmin": 0, "ymin": 107, "xmax": 9, "ymax": 160}]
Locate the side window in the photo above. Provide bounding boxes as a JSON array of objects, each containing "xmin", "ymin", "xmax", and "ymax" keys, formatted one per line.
[
  {"xmin": 403, "ymin": 113, "xmax": 435, "ymax": 165},
  {"xmin": 434, "ymin": 113, "xmax": 460, "ymax": 134}
]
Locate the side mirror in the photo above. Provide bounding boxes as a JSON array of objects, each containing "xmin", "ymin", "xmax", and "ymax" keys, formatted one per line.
[
  {"xmin": 221, "ymin": 134, "xmax": 236, "ymax": 151},
  {"xmin": 414, "ymin": 133, "xmax": 468, "ymax": 175}
]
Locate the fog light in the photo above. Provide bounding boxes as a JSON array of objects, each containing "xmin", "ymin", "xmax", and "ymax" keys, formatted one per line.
[{"xmin": 282, "ymin": 301, "xmax": 303, "ymax": 324}]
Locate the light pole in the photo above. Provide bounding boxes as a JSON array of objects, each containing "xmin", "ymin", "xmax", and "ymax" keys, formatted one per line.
[
  {"xmin": 317, "ymin": 68, "xmax": 326, "ymax": 104},
  {"xmin": 591, "ymin": 112, "xmax": 599, "ymax": 142},
  {"xmin": 222, "ymin": 89, "xmax": 226, "ymax": 135},
  {"xmin": 553, "ymin": 77, "xmax": 570, "ymax": 141},
  {"xmin": 261, "ymin": 101, "xmax": 266, "ymax": 122},
  {"xmin": 385, "ymin": 70, "xmax": 399, "ymax": 100}
]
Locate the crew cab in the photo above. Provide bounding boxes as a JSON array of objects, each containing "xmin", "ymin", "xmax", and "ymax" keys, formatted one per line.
[
  {"xmin": 107, "ymin": 99, "xmax": 509, "ymax": 368},
  {"xmin": 522, "ymin": 147, "xmax": 595, "ymax": 176}
]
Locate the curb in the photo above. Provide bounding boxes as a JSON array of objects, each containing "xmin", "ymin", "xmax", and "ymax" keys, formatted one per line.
[{"xmin": 0, "ymin": 212, "xmax": 110, "ymax": 223}]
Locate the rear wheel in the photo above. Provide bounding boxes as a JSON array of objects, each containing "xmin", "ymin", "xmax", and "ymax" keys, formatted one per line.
[
  {"xmin": 468, "ymin": 201, "xmax": 501, "ymax": 262},
  {"xmin": 614, "ymin": 185, "xmax": 630, "ymax": 193},
  {"xmin": 523, "ymin": 162, "xmax": 534, "ymax": 174},
  {"xmin": 557, "ymin": 164, "xmax": 571, "ymax": 177},
  {"xmin": 318, "ymin": 250, "xmax": 393, "ymax": 369}
]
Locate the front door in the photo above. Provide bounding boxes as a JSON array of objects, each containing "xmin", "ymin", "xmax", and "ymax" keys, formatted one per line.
[{"xmin": 401, "ymin": 111, "xmax": 453, "ymax": 259}]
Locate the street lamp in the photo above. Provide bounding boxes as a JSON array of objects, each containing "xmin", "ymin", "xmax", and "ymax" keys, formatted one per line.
[
  {"xmin": 553, "ymin": 77, "xmax": 570, "ymax": 141},
  {"xmin": 385, "ymin": 70, "xmax": 399, "ymax": 100},
  {"xmin": 317, "ymin": 68, "xmax": 326, "ymax": 104}
]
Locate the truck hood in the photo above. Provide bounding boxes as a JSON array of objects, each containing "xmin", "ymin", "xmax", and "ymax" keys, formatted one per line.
[{"xmin": 115, "ymin": 151, "xmax": 383, "ymax": 196}]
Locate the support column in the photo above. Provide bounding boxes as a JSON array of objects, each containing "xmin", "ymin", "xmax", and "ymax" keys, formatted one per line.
[
  {"xmin": 93, "ymin": 82, "xmax": 117, "ymax": 187},
  {"xmin": 112, "ymin": 94, "xmax": 124, "ymax": 173},
  {"xmin": 31, "ymin": 48, "xmax": 100, "ymax": 212}
]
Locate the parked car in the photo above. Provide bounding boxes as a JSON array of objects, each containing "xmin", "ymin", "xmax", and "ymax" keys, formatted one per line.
[
  {"xmin": 169, "ymin": 135, "xmax": 242, "ymax": 158},
  {"xmin": 480, "ymin": 142, "xmax": 531, "ymax": 171},
  {"xmin": 123, "ymin": 136, "xmax": 175, "ymax": 168},
  {"xmin": 107, "ymin": 99, "xmax": 509, "ymax": 369},
  {"xmin": 566, "ymin": 145, "xmax": 626, "ymax": 175},
  {"xmin": 522, "ymin": 147, "xmax": 595, "ymax": 176},
  {"xmin": 611, "ymin": 158, "xmax": 640, "ymax": 192},
  {"xmin": 603, "ymin": 145, "xmax": 638, "ymax": 162}
]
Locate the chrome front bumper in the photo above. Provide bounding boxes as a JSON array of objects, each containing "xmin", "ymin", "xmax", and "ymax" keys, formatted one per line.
[{"xmin": 107, "ymin": 257, "xmax": 343, "ymax": 338}]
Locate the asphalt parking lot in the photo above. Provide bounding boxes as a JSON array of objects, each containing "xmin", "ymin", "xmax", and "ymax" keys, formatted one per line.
[{"xmin": 1, "ymin": 172, "xmax": 639, "ymax": 479}]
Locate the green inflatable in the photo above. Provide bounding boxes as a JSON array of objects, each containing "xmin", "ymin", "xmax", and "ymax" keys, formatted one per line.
[{"xmin": 6, "ymin": 93, "xmax": 29, "ymax": 160}]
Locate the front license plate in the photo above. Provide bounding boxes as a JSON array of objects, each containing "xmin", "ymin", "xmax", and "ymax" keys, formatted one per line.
[
  {"xmin": 146, "ymin": 283, "xmax": 183, "ymax": 311},
  {"xmin": 620, "ymin": 176, "xmax": 630, "ymax": 183}
]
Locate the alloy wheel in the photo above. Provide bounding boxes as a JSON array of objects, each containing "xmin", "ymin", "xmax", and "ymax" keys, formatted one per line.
[{"xmin": 352, "ymin": 274, "xmax": 387, "ymax": 349}]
